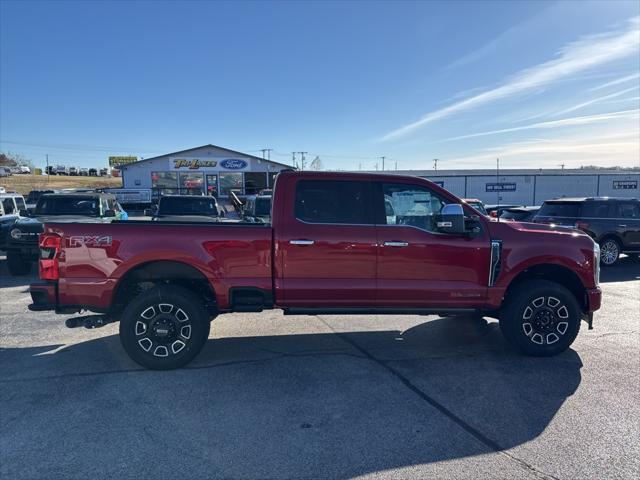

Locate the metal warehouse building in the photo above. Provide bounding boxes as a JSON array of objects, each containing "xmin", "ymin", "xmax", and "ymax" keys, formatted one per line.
[
  {"xmin": 369, "ymin": 168, "xmax": 639, "ymax": 205},
  {"xmin": 119, "ymin": 144, "xmax": 292, "ymax": 198}
]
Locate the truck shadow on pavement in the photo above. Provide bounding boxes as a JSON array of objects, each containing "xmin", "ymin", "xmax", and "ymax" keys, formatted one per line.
[
  {"xmin": 0, "ymin": 315, "xmax": 583, "ymax": 479},
  {"xmin": 600, "ymin": 255, "xmax": 640, "ymax": 283}
]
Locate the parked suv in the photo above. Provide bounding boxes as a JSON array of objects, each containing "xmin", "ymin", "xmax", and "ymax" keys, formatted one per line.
[
  {"xmin": 6, "ymin": 192, "xmax": 126, "ymax": 275},
  {"xmin": 533, "ymin": 197, "xmax": 640, "ymax": 266},
  {"xmin": 0, "ymin": 193, "xmax": 26, "ymax": 250}
]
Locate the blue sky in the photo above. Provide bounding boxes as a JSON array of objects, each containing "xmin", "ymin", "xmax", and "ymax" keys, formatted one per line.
[{"xmin": 1, "ymin": 0, "xmax": 639, "ymax": 171}]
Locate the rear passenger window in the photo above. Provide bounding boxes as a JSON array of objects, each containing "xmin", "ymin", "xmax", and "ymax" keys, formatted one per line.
[
  {"xmin": 295, "ymin": 180, "xmax": 372, "ymax": 224},
  {"xmin": 582, "ymin": 202, "xmax": 610, "ymax": 218},
  {"xmin": 617, "ymin": 203, "xmax": 640, "ymax": 219},
  {"xmin": 537, "ymin": 202, "xmax": 580, "ymax": 217}
]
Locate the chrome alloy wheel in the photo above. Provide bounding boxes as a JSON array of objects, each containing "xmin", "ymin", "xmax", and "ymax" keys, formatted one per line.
[
  {"xmin": 600, "ymin": 240, "xmax": 619, "ymax": 266},
  {"xmin": 135, "ymin": 303, "xmax": 192, "ymax": 357},
  {"xmin": 522, "ymin": 296, "xmax": 570, "ymax": 346}
]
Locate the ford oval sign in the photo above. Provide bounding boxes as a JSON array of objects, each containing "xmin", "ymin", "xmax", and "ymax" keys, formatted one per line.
[{"xmin": 220, "ymin": 159, "xmax": 248, "ymax": 170}]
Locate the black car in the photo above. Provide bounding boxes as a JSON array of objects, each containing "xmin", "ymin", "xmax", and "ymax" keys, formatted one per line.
[
  {"xmin": 243, "ymin": 194, "xmax": 272, "ymax": 222},
  {"xmin": 6, "ymin": 192, "xmax": 126, "ymax": 275},
  {"xmin": 533, "ymin": 197, "xmax": 640, "ymax": 266},
  {"xmin": 145, "ymin": 195, "xmax": 222, "ymax": 222},
  {"xmin": 500, "ymin": 206, "xmax": 540, "ymax": 222}
]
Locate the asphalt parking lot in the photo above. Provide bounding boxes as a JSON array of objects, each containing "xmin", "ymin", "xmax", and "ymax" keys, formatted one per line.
[{"xmin": 1, "ymin": 255, "xmax": 638, "ymax": 480}]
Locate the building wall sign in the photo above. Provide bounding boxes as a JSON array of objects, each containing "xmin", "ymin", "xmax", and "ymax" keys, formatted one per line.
[
  {"xmin": 173, "ymin": 158, "xmax": 218, "ymax": 169},
  {"xmin": 486, "ymin": 182, "xmax": 517, "ymax": 192},
  {"xmin": 220, "ymin": 159, "xmax": 248, "ymax": 170},
  {"xmin": 613, "ymin": 180, "xmax": 637, "ymax": 190}
]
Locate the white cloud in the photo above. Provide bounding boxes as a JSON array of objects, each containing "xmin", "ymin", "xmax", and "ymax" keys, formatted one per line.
[
  {"xmin": 553, "ymin": 85, "xmax": 639, "ymax": 116},
  {"xmin": 587, "ymin": 72, "xmax": 640, "ymax": 91},
  {"xmin": 445, "ymin": 129, "xmax": 640, "ymax": 168},
  {"xmin": 439, "ymin": 109, "xmax": 639, "ymax": 142},
  {"xmin": 380, "ymin": 16, "xmax": 640, "ymax": 141}
]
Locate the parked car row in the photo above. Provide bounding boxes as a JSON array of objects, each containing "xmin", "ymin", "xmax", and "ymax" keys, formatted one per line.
[
  {"xmin": 1, "ymin": 184, "xmax": 638, "ymax": 274},
  {"xmin": 44, "ymin": 166, "xmax": 110, "ymax": 176}
]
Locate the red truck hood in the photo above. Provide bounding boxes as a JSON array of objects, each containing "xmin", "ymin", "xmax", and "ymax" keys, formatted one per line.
[{"xmin": 488, "ymin": 219, "xmax": 590, "ymax": 240}]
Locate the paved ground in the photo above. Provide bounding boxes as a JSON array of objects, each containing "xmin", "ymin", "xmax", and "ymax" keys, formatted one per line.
[{"xmin": 1, "ymin": 254, "xmax": 638, "ymax": 479}]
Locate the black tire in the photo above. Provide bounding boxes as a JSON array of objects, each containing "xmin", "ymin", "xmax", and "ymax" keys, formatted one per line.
[
  {"xmin": 7, "ymin": 251, "xmax": 32, "ymax": 276},
  {"xmin": 599, "ymin": 238, "xmax": 621, "ymax": 267},
  {"xmin": 499, "ymin": 280, "xmax": 581, "ymax": 356},
  {"xmin": 119, "ymin": 285, "xmax": 211, "ymax": 370}
]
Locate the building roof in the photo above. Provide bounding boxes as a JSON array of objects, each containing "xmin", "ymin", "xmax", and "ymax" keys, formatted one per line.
[
  {"xmin": 359, "ymin": 168, "xmax": 640, "ymax": 176},
  {"xmin": 119, "ymin": 144, "xmax": 292, "ymax": 169}
]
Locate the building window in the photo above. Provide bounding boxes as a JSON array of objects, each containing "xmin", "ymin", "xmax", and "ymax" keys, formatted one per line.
[
  {"xmin": 151, "ymin": 172, "xmax": 178, "ymax": 197},
  {"xmin": 178, "ymin": 172, "xmax": 204, "ymax": 195},
  {"xmin": 244, "ymin": 172, "xmax": 267, "ymax": 195},
  {"xmin": 219, "ymin": 172, "xmax": 243, "ymax": 197}
]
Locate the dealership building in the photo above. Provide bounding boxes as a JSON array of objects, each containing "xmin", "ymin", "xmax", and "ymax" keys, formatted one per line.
[
  {"xmin": 118, "ymin": 144, "xmax": 293, "ymax": 197},
  {"xmin": 363, "ymin": 168, "xmax": 640, "ymax": 205}
]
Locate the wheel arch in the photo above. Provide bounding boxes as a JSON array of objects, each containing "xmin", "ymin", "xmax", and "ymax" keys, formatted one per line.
[
  {"xmin": 503, "ymin": 263, "xmax": 588, "ymax": 313},
  {"xmin": 110, "ymin": 260, "xmax": 217, "ymax": 318}
]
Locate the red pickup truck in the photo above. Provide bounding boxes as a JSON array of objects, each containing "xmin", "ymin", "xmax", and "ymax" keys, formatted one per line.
[{"xmin": 29, "ymin": 171, "xmax": 602, "ymax": 369}]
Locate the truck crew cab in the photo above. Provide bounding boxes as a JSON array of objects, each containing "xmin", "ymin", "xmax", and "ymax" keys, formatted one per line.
[{"xmin": 29, "ymin": 172, "xmax": 602, "ymax": 369}]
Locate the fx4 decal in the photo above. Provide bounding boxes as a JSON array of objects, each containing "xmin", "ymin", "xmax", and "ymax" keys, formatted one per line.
[{"xmin": 68, "ymin": 235, "xmax": 113, "ymax": 247}]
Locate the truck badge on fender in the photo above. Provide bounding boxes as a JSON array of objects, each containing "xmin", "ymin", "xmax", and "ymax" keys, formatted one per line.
[{"xmin": 68, "ymin": 236, "xmax": 113, "ymax": 247}]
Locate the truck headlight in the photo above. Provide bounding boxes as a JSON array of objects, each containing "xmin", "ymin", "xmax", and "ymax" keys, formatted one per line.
[
  {"xmin": 10, "ymin": 228, "xmax": 22, "ymax": 240},
  {"xmin": 593, "ymin": 242, "xmax": 600, "ymax": 285}
]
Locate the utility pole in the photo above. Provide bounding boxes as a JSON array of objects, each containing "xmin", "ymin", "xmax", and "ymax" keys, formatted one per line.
[
  {"xmin": 433, "ymin": 158, "xmax": 438, "ymax": 173},
  {"xmin": 260, "ymin": 149, "xmax": 273, "ymax": 160},
  {"xmin": 395, "ymin": 160, "xmax": 398, "ymax": 171},
  {"xmin": 291, "ymin": 152, "xmax": 297, "ymax": 169},
  {"xmin": 297, "ymin": 152, "xmax": 307, "ymax": 170},
  {"xmin": 46, "ymin": 154, "xmax": 49, "ymax": 184},
  {"xmin": 380, "ymin": 156, "xmax": 386, "ymax": 171}
]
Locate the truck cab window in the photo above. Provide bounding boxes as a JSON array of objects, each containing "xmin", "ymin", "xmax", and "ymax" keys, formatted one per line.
[
  {"xmin": 295, "ymin": 180, "xmax": 373, "ymax": 224},
  {"xmin": 381, "ymin": 183, "xmax": 446, "ymax": 233}
]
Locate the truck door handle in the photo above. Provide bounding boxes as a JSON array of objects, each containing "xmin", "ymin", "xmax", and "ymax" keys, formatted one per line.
[
  {"xmin": 619, "ymin": 224, "xmax": 627, "ymax": 227},
  {"xmin": 290, "ymin": 239, "xmax": 315, "ymax": 246},
  {"xmin": 383, "ymin": 241, "xmax": 409, "ymax": 247}
]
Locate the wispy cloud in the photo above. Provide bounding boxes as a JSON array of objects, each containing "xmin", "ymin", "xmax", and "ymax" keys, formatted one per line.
[
  {"xmin": 380, "ymin": 16, "xmax": 640, "ymax": 142},
  {"xmin": 446, "ymin": 129, "xmax": 640, "ymax": 168},
  {"xmin": 553, "ymin": 86, "xmax": 639, "ymax": 116},
  {"xmin": 587, "ymin": 72, "xmax": 640, "ymax": 91},
  {"xmin": 439, "ymin": 109, "xmax": 639, "ymax": 142}
]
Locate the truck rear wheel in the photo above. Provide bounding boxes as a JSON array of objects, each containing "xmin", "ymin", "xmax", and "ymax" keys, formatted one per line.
[
  {"xmin": 499, "ymin": 280, "xmax": 581, "ymax": 356},
  {"xmin": 7, "ymin": 251, "xmax": 32, "ymax": 276},
  {"xmin": 119, "ymin": 285, "xmax": 210, "ymax": 370}
]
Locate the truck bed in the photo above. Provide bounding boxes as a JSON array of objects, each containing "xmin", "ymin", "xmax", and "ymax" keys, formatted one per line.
[{"xmin": 45, "ymin": 220, "xmax": 273, "ymax": 311}]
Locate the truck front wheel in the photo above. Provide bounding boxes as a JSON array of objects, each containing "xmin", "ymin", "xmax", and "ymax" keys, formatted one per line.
[
  {"xmin": 499, "ymin": 280, "xmax": 581, "ymax": 356},
  {"xmin": 119, "ymin": 285, "xmax": 210, "ymax": 370}
]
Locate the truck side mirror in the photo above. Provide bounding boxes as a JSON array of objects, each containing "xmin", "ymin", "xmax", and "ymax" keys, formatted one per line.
[
  {"xmin": 19, "ymin": 209, "xmax": 28, "ymax": 217},
  {"xmin": 104, "ymin": 209, "xmax": 116, "ymax": 218},
  {"xmin": 435, "ymin": 204, "xmax": 466, "ymax": 235}
]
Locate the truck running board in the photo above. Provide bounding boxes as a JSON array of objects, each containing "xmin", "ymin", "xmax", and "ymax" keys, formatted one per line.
[{"xmin": 283, "ymin": 307, "xmax": 479, "ymax": 316}]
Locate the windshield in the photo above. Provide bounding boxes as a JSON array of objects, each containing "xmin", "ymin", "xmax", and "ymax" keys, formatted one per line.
[
  {"xmin": 466, "ymin": 202, "xmax": 487, "ymax": 215},
  {"xmin": 254, "ymin": 197, "xmax": 271, "ymax": 216},
  {"xmin": 35, "ymin": 196, "xmax": 99, "ymax": 216},
  {"xmin": 159, "ymin": 197, "xmax": 217, "ymax": 216},
  {"xmin": 537, "ymin": 202, "xmax": 580, "ymax": 217},
  {"xmin": 501, "ymin": 210, "xmax": 529, "ymax": 221}
]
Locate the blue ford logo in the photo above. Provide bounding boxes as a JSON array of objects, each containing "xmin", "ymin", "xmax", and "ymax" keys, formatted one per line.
[{"xmin": 220, "ymin": 159, "xmax": 248, "ymax": 170}]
